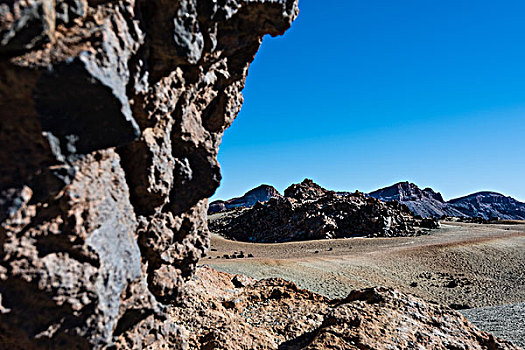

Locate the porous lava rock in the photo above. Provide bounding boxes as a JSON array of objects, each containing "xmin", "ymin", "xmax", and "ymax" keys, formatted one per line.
[
  {"xmin": 0, "ymin": 0, "xmax": 298, "ymax": 348},
  {"xmin": 168, "ymin": 266, "xmax": 520, "ymax": 349},
  {"xmin": 210, "ymin": 179, "xmax": 440, "ymax": 242}
]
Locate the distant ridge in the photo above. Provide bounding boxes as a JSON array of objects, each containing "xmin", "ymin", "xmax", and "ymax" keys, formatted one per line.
[
  {"xmin": 210, "ymin": 181, "xmax": 525, "ymax": 220},
  {"xmin": 448, "ymin": 191, "xmax": 525, "ymax": 220}
]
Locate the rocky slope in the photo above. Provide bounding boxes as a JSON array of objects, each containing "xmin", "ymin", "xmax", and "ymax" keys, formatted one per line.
[
  {"xmin": 369, "ymin": 181, "xmax": 466, "ymax": 218},
  {"xmin": 210, "ymin": 179, "xmax": 439, "ymax": 242},
  {"xmin": 209, "ymin": 184, "xmax": 281, "ymax": 213},
  {"xmin": 448, "ymin": 192, "xmax": 525, "ymax": 220},
  {"xmin": 0, "ymin": 0, "xmax": 298, "ymax": 348},
  {"xmin": 160, "ymin": 266, "xmax": 520, "ymax": 349}
]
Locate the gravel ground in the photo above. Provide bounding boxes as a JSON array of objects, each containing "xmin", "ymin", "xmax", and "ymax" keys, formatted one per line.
[
  {"xmin": 203, "ymin": 221, "xmax": 525, "ymax": 346},
  {"xmin": 461, "ymin": 303, "xmax": 525, "ymax": 347}
]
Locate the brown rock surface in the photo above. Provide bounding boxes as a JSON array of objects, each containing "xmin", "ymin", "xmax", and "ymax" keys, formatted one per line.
[
  {"xmin": 167, "ymin": 266, "xmax": 520, "ymax": 349},
  {"xmin": 0, "ymin": 0, "xmax": 298, "ymax": 348}
]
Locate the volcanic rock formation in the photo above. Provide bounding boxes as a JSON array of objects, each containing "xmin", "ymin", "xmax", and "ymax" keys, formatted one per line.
[
  {"xmin": 0, "ymin": 0, "xmax": 298, "ymax": 348},
  {"xmin": 209, "ymin": 179, "xmax": 440, "ymax": 242},
  {"xmin": 208, "ymin": 184, "xmax": 281, "ymax": 213},
  {"xmin": 369, "ymin": 181, "xmax": 466, "ymax": 218}
]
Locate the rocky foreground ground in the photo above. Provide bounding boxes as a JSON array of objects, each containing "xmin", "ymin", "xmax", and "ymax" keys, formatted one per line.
[
  {"xmin": 147, "ymin": 266, "xmax": 519, "ymax": 349},
  {"xmin": 207, "ymin": 221, "xmax": 525, "ymax": 347}
]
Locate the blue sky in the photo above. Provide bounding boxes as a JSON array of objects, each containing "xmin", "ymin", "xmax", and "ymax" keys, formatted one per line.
[{"xmin": 212, "ymin": 0, "xmax": 525, "ymax": 202}]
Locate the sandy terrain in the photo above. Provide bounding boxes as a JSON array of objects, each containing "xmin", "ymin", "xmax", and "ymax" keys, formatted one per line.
[{"xmin": 202, "ymin": 221, "xmax": 525, "ymax": 346}]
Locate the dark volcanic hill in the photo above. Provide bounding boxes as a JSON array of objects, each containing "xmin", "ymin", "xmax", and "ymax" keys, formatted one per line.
[
  {"xmin": 369, "ymin": 182, "xmax": 466, "ymax": 218},
  {"xmin": 209, "ymin": 185, "xmax": 281, "ymax": 213},
  {"xmin": 448, "ymin": 192, "xmax": 525, "ymax": 220},
  {"xmin": 209, "ymin": 179, "xmax": 439, "ymax": 242}
]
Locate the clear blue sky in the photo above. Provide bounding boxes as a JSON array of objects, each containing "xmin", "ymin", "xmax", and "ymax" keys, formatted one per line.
[{"xmin": 212, "ymin": 0, "xmax": 525, "ymax": 202}]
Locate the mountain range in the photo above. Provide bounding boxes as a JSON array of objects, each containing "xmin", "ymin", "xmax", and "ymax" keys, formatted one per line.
[
  {"xmin": 370, "ymin": 182, "xmax": 525, "ymax": 220},
  {"xmin": 210, "ymin": 181, "xmax": 525, "ymax": 220}
]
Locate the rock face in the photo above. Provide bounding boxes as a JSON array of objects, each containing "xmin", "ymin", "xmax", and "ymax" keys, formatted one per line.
[
  {"xmin": 210, "ymin": 179, "xmax": 440, "ymax": 242},
  {"xmin": 448, "ymin": 192, "xmax": 525, "ymax": 220},
  {"xmin": 169, "ymin": 266, "xmax": 520, "ymax": 350},
  {"xmin": 208, "ymin": 184, "xmax": 281, "ymax": 213},
  {"xmin": 369, "ymin": 181, "xmax": 466, "ymax": 218},
  {"xmin": 0, "ymin": 0, "xmax": 298, "ymax": 348}
]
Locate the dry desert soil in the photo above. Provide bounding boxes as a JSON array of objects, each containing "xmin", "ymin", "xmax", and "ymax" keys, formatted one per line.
[{"xmin": 202, "ymin": 220, "xmax": 525, "ymax": 347}]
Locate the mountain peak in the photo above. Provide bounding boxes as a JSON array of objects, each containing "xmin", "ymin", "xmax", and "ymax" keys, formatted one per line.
[
  {"xmin": 209, "ymin": 184, "xmax": 281, "ymax": 213},
  {"xmin": 370, "ymin": 181, "xmax": 444, "ymax": 203},
  {"xmin": 284, "ymin": 179, "xmax": 331, "ymax": 201},
  {"xmin": 449, "ymin": 191, "xmax": 510, "ymax": 202},
  {"xmin": 243, "ymin": 184, "xmax": 280, "ymax": 198},
  {"xmin": 447, "ymin": 191, "xmax": 525, "ymax": 220},
  {"xmin": 369, "ymin": 182, "xmax": 459, "ymax": 218}
]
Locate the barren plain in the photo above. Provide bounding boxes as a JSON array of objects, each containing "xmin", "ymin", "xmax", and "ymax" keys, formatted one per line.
[{"xmin": 204, "ymin": 220, "xmax": 525, "ymax": 346}]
